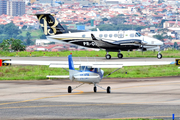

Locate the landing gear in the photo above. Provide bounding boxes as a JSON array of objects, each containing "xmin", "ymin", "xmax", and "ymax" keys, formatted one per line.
[
  {"xmin": 157, "ymin": 53, "xmax": 162, "ymax": 59},
  {"xmin": 95, "ymin": 83, "xmax": 111, "ymax": 94},
  {"xmin": 68, "ymin": 86, "xmax": 72, "ymax": 93},
  {"xmin": 117, "ymin": 53, "xmax": 123, "ymax": 58},
  {"xmin": 105, "ymin": 51, "xmax": 123, "ymax": 59},
  {"xmin": 107, "ymin": 86, "xmax": 111, "ymax": 93},
  {"xmin": 105, "ymin": 54, "xmax": 111, "ymax": 59},
  {"xmin": 67, "ymin": 83, "xmax": 111, "ymax": 93},
  {"xmin": 94, "ymin": 86, "xmax": 97, "ymax": 93},
  {"xmin": 67, "ymin": 83, "xmax": 84, "ymax": 93}
]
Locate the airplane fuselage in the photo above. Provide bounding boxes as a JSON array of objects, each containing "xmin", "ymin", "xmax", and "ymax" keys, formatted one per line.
[{"xmin": 47, "ymin": 30, "xmax": 163, "ymax": 51}]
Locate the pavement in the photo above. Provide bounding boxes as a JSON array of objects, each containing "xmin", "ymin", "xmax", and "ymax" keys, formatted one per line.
[{"xmin": 1, "ymin": 76, "xmax": 180, "ymax": 119}]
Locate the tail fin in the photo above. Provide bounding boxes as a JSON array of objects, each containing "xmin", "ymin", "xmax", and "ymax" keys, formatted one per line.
[
  {"xmin": 68, "ymin": 55, "xmax": 75, "ymax": 70},
  {"xmin": 34, "ymin": 13, "xmax": 66, "ymax": 36}
]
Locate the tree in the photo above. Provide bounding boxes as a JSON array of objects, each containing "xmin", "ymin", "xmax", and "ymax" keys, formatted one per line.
[
  {"xmin": 22, "ymin": 25, "xmax": 27, "ymax": 30},
  {"xmin": 102, "ymin": 18, "xmax": 108, "ymax": 21},
  {"xmin": 174, "ymin": 42, "xmax": 178, "ymax": 49},
  {"xmin": 0, "ymin": 38, "xmax": 25, "ymax": 51},
  {"xmin": 11, "ymin": 39, "xmax": 25, "ymax": 51},
  {"xmin": 153, "ymin": 34, "xmax": 164, "ymax": 41},
  {"xmin": 0, "ymin": 39, "xmax": 11, "ymax": 51},
  {"xmin": 3, "ymin": 22, "xmax": 22, "ymax": 38},
  {"xmin": 26, "ymin": 32, "xmax": 31, "ymax": 45}
]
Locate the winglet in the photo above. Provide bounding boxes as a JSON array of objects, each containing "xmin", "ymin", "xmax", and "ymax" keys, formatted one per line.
[
  {"xmin": 68, "ymin": 55, "xmax": 75, "ymax": 70},
  {"xmin": 91, "ymin": 33, "xmax": 98, "ymax": 41},
  {"xmin": 0, "ymin": 59, "xmax": 2, "ymax": 67}
]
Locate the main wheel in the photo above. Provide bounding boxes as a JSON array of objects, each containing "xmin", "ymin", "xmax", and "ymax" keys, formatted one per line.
[
  {"xmin": 94, "ymin": 86, "xmax": 97, "ymax": 93},
  {"xmin": 117, "ymin": 53, "xmax": 123, "ymax": 58},
  {"xmin": 68, "ymin": 86, "xmax": 72, "ymax": 93},
  {"xmin": 107, "ymin": 86, "xmax": 111, "ymax": 93},
  {"xmin": 105, "ymin": 54, "xmax": 111, "ymax": 59},
  {"xmin": 157, "ymin": 53, "xmax": 162, "ymax": 59}
]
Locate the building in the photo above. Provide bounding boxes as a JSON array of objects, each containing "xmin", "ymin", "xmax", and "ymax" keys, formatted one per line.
[
  {"xmin": 30, "ymin": 0, "xmax": 36, "ymax": 4},
  {"xmin": 0, "ymin": 0, "xmax": 7, "ymax": 15},
  {"xmin": 7, "ymin": 0, "xmax": 25, "ymax": 16}
]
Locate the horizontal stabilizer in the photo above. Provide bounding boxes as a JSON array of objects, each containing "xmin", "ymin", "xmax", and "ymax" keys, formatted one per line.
[{"xmin": 46, "ymin": 75, "xmax": 69, "ymax": 78}]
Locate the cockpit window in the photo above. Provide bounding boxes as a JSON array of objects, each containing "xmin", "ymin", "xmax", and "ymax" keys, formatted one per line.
[
  {"xmin": 130, "ymin": 33, "xmax": 134, "ymax": 37},
  {"xmin": 135, "ymin": 32, "xmax": 141, "ymax": 37}
]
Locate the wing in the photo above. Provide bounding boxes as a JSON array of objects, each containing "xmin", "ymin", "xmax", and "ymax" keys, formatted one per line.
[{"xmin": 2, "ymin": 60, "xmax": 174, "ymax": 68}]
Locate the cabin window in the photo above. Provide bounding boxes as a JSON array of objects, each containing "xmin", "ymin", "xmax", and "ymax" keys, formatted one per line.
[
  {"xmin": 130, "ymin": 33, "xmax": 134, "ymax": 37},
  {"xmin": 99, "ymin": 34, "xmax": 103, "ymax": 38},
  {"xmin": 118, "ymin": 33, "xmax": 124, "ymax": 38},
  {"xmin": 109, "ymin": 34, "xmax": 112, "ymax": 38},
  {"xmin": 79, "ymin": 66, "xmax": 92, "ymax": 71},
  {"xmin": 104, "ymin": 34, "xmax": 108, "ymax": 38},
  {"xmin": 82, "ymin": 34, "xmax": 86, "ymax": 38},
  {"xmin": 114, "ymin": 34, "xmax": 118, "ymax": 37}
]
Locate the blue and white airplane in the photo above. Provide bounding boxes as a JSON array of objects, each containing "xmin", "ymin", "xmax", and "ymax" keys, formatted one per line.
[{"xmin": 0, "ymin": 55, "xmax": 175, "ymax": 93}]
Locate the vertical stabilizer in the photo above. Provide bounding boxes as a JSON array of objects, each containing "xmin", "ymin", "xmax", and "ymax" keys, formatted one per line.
[
  {"xmin": 68, "ymin": 55, "xmax": 75, "ymax": 70},
  {"xmin": 34, "ymin": 13, "xmax": 66, "ymax": 36}
]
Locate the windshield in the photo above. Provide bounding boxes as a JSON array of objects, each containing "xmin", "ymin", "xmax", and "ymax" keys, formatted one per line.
[
  {"xmin": 135, "ymin": 32, "xmax": 141, "ymax": 37},
  {"xmin": 79, "ymin": 66, "xmax": 92, "ymax": 71}
]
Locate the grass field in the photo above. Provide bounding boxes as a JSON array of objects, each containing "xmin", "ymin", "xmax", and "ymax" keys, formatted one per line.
[
  {"xmin": 0, "ymin": 64, "xmax": 179, "ymax": 80},
  {"xmin": 0, "ymin": 50, "xmax": 180, "ymax": 80}
]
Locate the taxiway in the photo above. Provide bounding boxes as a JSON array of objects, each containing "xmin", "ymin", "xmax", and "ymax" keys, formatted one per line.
[{"xmin": 0, "ymin": 76, "xmax": 180, "ymax": 119}]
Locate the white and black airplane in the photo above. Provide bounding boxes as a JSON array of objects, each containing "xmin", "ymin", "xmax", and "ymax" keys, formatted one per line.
[
  {"xmin": 1, "ymin": 56, "xmax": 174, "ymax": 93},
  {"xmin": 34, "ymin": 13, "xmax": 164, "ymax": 59}
]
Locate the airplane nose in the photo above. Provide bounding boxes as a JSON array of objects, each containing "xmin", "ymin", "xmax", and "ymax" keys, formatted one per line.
[{"xmin": 156, "ymin": 39, "xmax": 164, "ymax": 46}]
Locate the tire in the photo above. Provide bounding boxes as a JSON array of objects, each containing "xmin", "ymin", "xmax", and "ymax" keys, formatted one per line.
[
  {"xmin": 94, "ymin": 86, "xmax": 97, "ymax": 93},
  {"xmin": 68, "ymin": 86, "xmax": 72, "ymax": 93},
  {"xmin": 117, "ymin": 53, "xmax": 123, "ymax": 58},
  {"xmin": 157, "ymin": 53, "xmax": 162, "ymax": 59},
  {"xmin": 107, "ymin": 86, "xmax": 111, "ymax": 93},
  {"xmin": 105, "ymin": 54, "xmax": 111, "ymax": 59}
]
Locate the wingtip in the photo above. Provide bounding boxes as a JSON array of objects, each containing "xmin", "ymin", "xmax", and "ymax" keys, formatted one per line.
[{"xmin": 0, "ymin": 59, "xmax": 2, "ymax": 67}]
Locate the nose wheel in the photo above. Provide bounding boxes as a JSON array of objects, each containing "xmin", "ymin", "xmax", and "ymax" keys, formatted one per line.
[
  {"xmin": 94, "ymin": 86, "xmax": 97, "ymax": 92},
  {"xmin": 157, "ymin": 53, "xmax": 162, "ymax": 59}
]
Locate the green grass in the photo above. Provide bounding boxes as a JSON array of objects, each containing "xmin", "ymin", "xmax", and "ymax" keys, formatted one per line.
[
  {"xmin": 0, "ymin": 49, "xmax": 180, "ymax": 58},
  {"xmin": 0, "ymin": 64, "xmax": 179, "ymax": 80}
]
